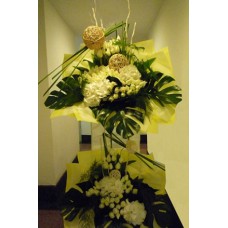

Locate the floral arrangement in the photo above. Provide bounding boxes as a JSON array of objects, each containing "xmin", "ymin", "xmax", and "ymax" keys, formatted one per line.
[
  {"xmin": 39, "ymin": 13, "xmax": 182, "ymax": 228},
  {"xmin": 40, "ymin": 21, "xmax": 182, "ymax": 139},
  {"xmin": 62, "ymin": 135, "xmax": 169, "ymax": 228}
]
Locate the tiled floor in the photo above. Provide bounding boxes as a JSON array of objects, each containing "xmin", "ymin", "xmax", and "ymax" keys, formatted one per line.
[{"xmin": 38, "ymin": 210, "xmax": 63, "ymax": 228}]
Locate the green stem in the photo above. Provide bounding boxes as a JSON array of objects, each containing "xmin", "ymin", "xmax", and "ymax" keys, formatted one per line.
[
  {"xmin": 104, "ymin": 132, "xmax": 126, "ymax": 148},
  {"xmin": 102, "ymin": 133, "xmax": 109, "ymax": 157}
]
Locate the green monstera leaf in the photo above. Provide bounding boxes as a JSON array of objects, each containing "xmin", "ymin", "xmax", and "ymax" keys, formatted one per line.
[
  {"xmin": 135, "ymin": 58, "xmax": 182, "ymax": 107},
  {"xmin": 92, "ymin": 106, "xmax": 145, "ymax": 139},
  {"xmin": 44, "ymin": 75, "xmax": 84, "ymax": 109},
  {"xmin": 152, "ymin": 201, "xmax": 172, "ymax": 227},
  {"xmin": 153, "ymin": 75, "xmax": 182, "ymax": 106}
]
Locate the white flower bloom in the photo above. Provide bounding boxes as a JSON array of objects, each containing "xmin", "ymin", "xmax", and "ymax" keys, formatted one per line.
[
  {"xmin": 123, "ymin": 200, "xmax": 147, "ymax": 226},
  {"xmin": 113, "ymin": 207, "xmax": 119, "ymax": 214},
  {"xmin": 115, "ymin": 162, "xmax": 121, "ymax": 170},
  {"xmin": 98, "ymin": 176, "xmax": 124, "ymax": 196},
  {"xmin": 120, "ymin": 92, "xmax": 126, "ymax": 97},
  {"xmin": 106, "ymin": 154, "xmax": 111, "ymax": 162},
  {"xmin": 114, "ymin": 197, "xmax": 120, "ymax": 204},
  {"xmin": 103, "ymin": 161, "xmax": 109, "ymax": 169},
  {"xmin": 120, "ymin": 200, "xmax": 126, "ymax": 208},
  {"xmin": 102, "ymin": 38, "xmax": 120, "ymax": 56},
  {"xmin": 83, "ymin": 79, "xmax": 111, "ymax": 107},
  {"xmin": 119, "ymin": 65, "xmax": 141, "ymax": 81},
  {"xmin": 113, "ymin": 93, "xmax": 118, "ymax": 99},
  {"xmin": 82, "ymin": 66, "xmax": 119, "ymax": 107},
  {"xmin": 109, "ymin": 203, "xmax": 115, "ymax": 208},
  {"xmin": 82, "ymin": 64, "xmax": 146, "ymax": 106},
  {"xmin": 99, "ymin": 203, "xmax": 105, "ymax": 209},
  {"xmin": 109, "ymin": 163, "xmax": 113, "ymax": 170},
  {"xmin": 109, "ymin": 211, "xmax": 115, "ymax": 219},
  {"xmin": 96, "ymin": 49, "xmax": 103, "ymax": 58},
  {"xmin": 118, "ymin": 65, "xmax": 146, "ymax": 95}
]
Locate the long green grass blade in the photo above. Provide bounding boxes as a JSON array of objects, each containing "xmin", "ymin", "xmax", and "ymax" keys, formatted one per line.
[
  {"xmin": 135, "ymin": 152, "xmax": 165, "ymax": 170},
  {"xmin": 38, "ymin": 46, "xmax": 87, "ymax": 85}
]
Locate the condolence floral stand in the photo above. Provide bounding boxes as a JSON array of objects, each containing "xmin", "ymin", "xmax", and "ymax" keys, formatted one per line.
[{"xmin": 39, "ymin": 19, "xmax": 182, "ymax": 228}]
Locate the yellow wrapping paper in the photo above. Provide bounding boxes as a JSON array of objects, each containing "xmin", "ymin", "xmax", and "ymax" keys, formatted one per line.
[
  {"xmin": 133, "ymin": 40, "xmax": 174, "ymax": 77},
  {"xmin": 127, "ymin": 152, "xmax": 166, "ymax": 194},
  {"xmin": 51, "ymin": 102, "xmax": 98, "ymax": 123},
  {"xmin": 51, "ymin": 40, "xmax": 176, "ymax": 133},
  {"xmin": 65, "ymin": 148, "xmax": 165, "ymax": 194},
  {"xmin": 65, "ymin": 149, "xmax": 104, "ymax": 192}
]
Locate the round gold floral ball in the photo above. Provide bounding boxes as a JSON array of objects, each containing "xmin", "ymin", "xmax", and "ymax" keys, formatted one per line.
[
  {"xmin": 109, "ymin": 169, "xmax": 121, "ymax": 180},
  {"xmin": 82, "ymin": 26, "xmax": 105, "ymax": 50},
  {"xmin": 108, "ymin": 54, "xmax": 129, "ymax": 71}
]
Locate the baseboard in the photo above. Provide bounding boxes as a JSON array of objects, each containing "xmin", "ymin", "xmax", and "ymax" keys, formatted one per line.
[
  {"xmin": 38, "ymin": 185, "xmax": 58, "ymax": 210},
  {"xmin": 38, "ymin": 156, "xmax": 78, "ymax": 210}
]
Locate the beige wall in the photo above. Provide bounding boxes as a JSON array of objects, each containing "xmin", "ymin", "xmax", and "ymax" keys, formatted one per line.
[
  {"xmin": 38, "ymin": 0, "xmax": 55, "ymax": 185},
  {"xmin": 148, "ymin": 0, "xmax": 189, "ymax": 227},
  {"xmin": 38, "ymin": 0, "xmax": 80, "ymax": 185}
]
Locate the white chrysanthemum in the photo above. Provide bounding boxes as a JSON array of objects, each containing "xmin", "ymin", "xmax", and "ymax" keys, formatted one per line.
[
  {"xmin": 117, "ymin": 65, "xmax": 147, "ymax": 96},
  {"xmin": 97, "ymin": 176, "xmax": 124, "ymax": 196},
  {"xmin": 82, "ymin": 66, "xmax": 119, "ymax": 107},
  {"xmin": 83, "ymin": 79, "xmax": 111, "ymax": 107},
  {"xmin": 119, "ymin": 64, "xmax": 141, "ymax": 81},
  {"xmin": 82, "ymin": 64, "xmax": 147, "ymax": 105},
  {"xmin": 123, "ymin": 200, "xmax": 147, "ymax": 226}
]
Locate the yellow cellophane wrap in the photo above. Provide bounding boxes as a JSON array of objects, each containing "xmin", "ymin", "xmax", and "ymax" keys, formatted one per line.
[
  {"xmin": 65, "ymin": 148, "xmax": 165, "ymax": 193},
  {"xmin": 51, "ymin": 40, "xmax": 176, "ymax": 134},
  {"xmin": 133, "ymin": 40, "xmax": 176, "ymax": 133}
]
